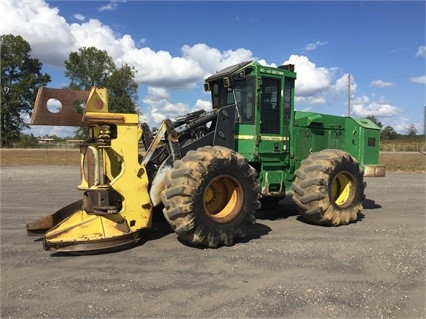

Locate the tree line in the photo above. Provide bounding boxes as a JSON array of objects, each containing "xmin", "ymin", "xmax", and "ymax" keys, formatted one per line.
[
  {"xmin": 366, "ymin": 116, "xmax": 422, "ymax": 140},
  {"xmin": 1, "ymin": 34, "xmax": 138, "ymax": 147}
]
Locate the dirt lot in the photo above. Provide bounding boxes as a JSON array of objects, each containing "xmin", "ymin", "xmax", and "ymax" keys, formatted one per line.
[{"xmin": 0, "ymin": 165, "xmax": 425, "ymax": 318}]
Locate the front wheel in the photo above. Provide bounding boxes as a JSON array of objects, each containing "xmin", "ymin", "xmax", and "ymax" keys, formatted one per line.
[
  {"xmin": 161, "ymin": 146, "xmax": 261, "ymax": 247},
  {"xmin": 292, "ymin": 149, "xmax": 366, "ymax": 226}
]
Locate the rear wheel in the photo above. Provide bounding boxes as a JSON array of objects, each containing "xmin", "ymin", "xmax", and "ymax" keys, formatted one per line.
[
  {"xmin": 161, "ymin": 146, "xmax": 260, "ymax": 247},
  {"xmin": 292, "ymin": 149, "xmax": 365, "ymax": 226}
]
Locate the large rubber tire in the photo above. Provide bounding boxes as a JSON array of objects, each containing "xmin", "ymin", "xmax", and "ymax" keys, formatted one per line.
[
  {"xmin": 292, "ymin": 149, "xmax": 365, "ymax": 226},
  {"xmin": 161, "ymin": 146, "xmax": 261, "ymax": 248}
]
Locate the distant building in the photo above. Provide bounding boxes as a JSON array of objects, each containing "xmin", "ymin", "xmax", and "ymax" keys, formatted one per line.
[{"xmin": 37, "ymin": 138, "xmax": 54, "ymax": 144}]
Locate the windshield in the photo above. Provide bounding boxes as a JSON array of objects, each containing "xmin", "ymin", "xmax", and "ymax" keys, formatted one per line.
[{"xmin": 211, "ymin": 75, "xmax": 256, "ymax": 124}]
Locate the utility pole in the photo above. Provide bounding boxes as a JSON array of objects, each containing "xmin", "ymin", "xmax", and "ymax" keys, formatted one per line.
[{"xmin": 347, "ymin": 74, "xmax": 351, "ymax": 117}]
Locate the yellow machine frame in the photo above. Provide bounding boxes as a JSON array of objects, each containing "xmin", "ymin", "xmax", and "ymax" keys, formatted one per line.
[{"xmin": 27, "ymin": 87, "xmax": 152, "ymax": 253}]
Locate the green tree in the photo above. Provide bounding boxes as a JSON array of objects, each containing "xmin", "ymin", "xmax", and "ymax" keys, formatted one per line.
[
  {"xmin": 1, "ymin": 34, "xmax": 51, "ymax": 147},
  {"xmin": 19, "ymin": 133, "xmax": 39, "ymax": 147},
  {"xmin": 406, "ymin": 124, "xmax": 417, "ymax": 137},
  {"xmin": 65, "ymin": 47, "xmax": 115, "ymax": 90},
  {"xmin": 64, "ymin": 47, "xmax": 138, "ymax": 113},
  {"xmin": 381, "ymin": 126, "xmax": 398, "ymax": 140},
  {"xmin": 106, "ymin": 64, "xmax": 138, "ymax": 113},
  {"xmin": 64, "ymin": 47, "xmax": 138, "ymax": 138}
]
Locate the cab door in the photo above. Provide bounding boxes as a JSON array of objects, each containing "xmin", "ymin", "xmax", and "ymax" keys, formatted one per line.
[{"xmin": 258, "ymin": 77, "xmax": 289, "ymax": 157}]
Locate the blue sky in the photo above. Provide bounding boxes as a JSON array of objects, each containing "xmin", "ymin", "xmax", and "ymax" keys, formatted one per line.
[{"xmin": 1, "ymin": 0, "xmax": 425, "ymax": 137}]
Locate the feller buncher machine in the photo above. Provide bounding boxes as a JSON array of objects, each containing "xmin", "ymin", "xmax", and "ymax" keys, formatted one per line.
[{"xmin": 27, "ymin": 61, "xmax": 385, "ymax": 254}]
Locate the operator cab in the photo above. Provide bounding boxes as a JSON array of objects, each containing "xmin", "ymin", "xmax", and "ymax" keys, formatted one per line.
[
  {"xmin": 204, "ymin": 61, "xmax": 255, "ymax": 124},
  {"xmin": 204, "ymin": 61, "xmax": 296, "ymax": 160}
]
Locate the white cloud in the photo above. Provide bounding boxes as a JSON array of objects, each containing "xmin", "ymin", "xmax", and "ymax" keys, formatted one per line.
[
  {"xmin": 371, "ymin": 80, "xmax": 394, "ymax": 87},
  {"xmin": 194, "ymin": 99, "xmax": 212, "ymax": 111},
  {"xmin": 97, "ymin": 0, "xmax": 121, "ymax": 12},
  {"xmin": 331, "ymin": 73, "xmax": 357, "ymax": 95},
  {"xmin": 181, "ymin": 43, "xmax": 254, "ymax": 76},
  {"xmin": 1, "ymin": 0, "xmax": 259, "ymax": 132},
  {"xmin": 351, "ymin": 96, "xmax": 400, "ymax": 117},
  {"xmin": 410, "ymin": 75, "xmax": 426, "ymax": 84},
  {"xmin": 304, "ymin": 40, "xmax": 327, "ymax": 51},
  {"xmin": 147, "ymin": 87, "xmax": 169, "ymax": 100},
  {"xmin": 0, "ymin": 0, "xmax": 256, "ymax": 90},
  {"xmin": 73, "ymin": 14, "xmax": 85, "ymax": 22},
  {"xmin": 119, "ymin": 46, "xmax": 206, "ymax": 88},
  {"xmin": 416, "ymin": 45, "xmax": 426, "ymax": 58},
  {"xmin": 1, "ymin": 0, "xmax": 77, "ymax": 66},
  {"xmin": 139, "ymin": 86, "xmax": 209, "ymax": 128},
  {"xmin": 2, "ymin": 0, "xmax": 338, "ymax": 108},
  {"xmin": 294, "ymin": 96, "xmax": 306, "ymax": 104},
  {"xmin": 278, "ymin": 59, "xmax": 360, "ymax": 114},
  {"xmin": 310, "ymin": 97, "xmax": 327, "ymax": 105},
  {"xmin": 283, "ymin": 55, "xmax": 332, "ymax": 96}
]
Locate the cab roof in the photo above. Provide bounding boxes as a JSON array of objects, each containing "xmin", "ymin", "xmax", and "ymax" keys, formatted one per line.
[{"xmin": 204, "ymin": 61, "xmax": 254, "ymax": 82}]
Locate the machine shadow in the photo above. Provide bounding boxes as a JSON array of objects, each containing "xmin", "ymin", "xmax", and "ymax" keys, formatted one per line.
[
  {"xmin": 256, "ymin": 196, "xmax": 299, "ymax": 221},
  {"xmin": 295, "ymin": 212, "xmax": 366, "ymax": 226},
  {"xmin": 256, "ymin": 196, "xmax": 377, "ymax": 227},
  {"xmin": 362, "ymin": 198, "xmax": 382, "ymax": 209},
  {"xmin": 51, "ymin": 197, "xmax": 381, "ymax": 256},
  {"xmin": 176, "ymin": 221, "xmax": 273, "ymax": 249}
]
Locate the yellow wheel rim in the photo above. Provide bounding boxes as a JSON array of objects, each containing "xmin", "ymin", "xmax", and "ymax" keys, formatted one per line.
[
  {"xmin": 203, "ymin": 176, "xmax": 244, "ymax": 223},
  {"xmin": 331, "ymin": 172, "xmax": 355, "ymax": 207}
]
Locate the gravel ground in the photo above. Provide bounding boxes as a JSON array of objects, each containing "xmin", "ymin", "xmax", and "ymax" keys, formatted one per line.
[{"xmin": 0, "ymin": 165, "xmax": 425, "ymax": 319}]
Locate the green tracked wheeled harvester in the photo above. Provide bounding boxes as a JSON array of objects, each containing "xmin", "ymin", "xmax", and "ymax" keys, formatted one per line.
[{"xmin": 27, "ymin": 60, "xmax": 385, "ymax": 254}]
